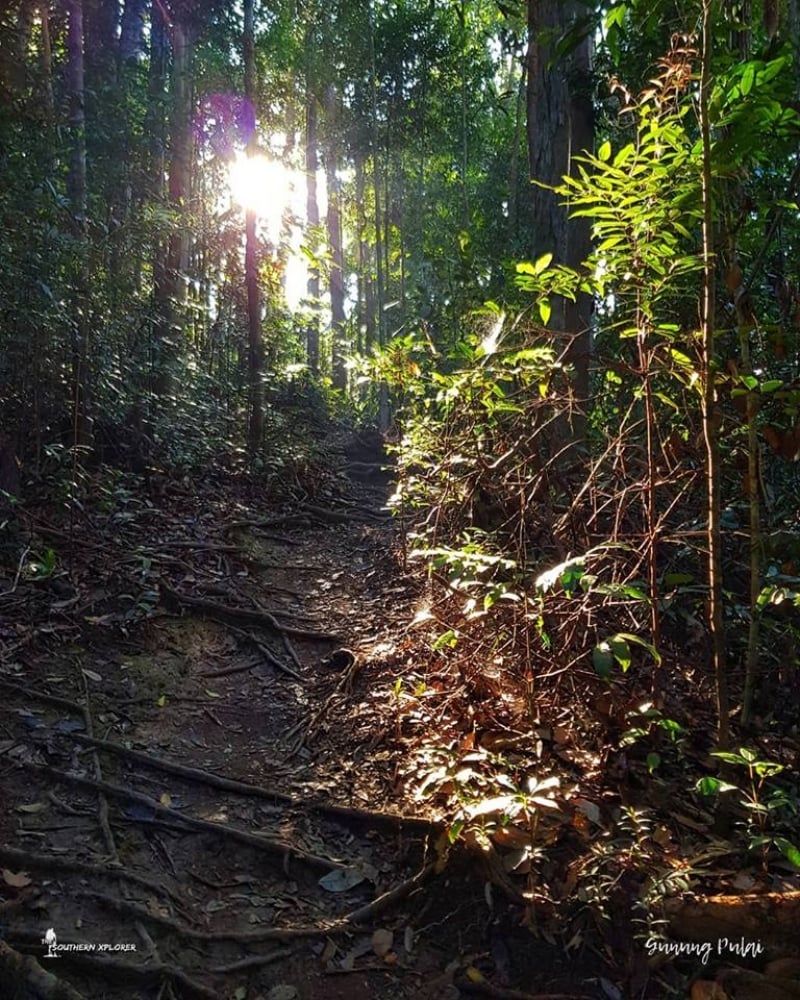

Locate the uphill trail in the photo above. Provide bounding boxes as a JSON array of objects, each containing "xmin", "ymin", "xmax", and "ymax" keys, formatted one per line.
[{"xmin": 0, "ymin": 432, "xmax": 592, "ymax": 1000}]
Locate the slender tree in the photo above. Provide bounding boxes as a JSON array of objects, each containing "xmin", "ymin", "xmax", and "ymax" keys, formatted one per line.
[
  {"xmin": 526, "ymin": 0, "xmax": 593, "ymax": 443},
  {"xmin": 66, "ymin": 0, "xmax": 92, "ymax": 447},
  {"xmin": 243, "ymin": 0, "xmax": 264, "ymax": 450}
]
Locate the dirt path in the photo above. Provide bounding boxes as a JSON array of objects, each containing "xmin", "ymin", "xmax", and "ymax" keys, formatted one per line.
[
  {"xmin": 0, "ymin": 461, "xmax": 446, "ymax": 1000},
  {"xmin": 0, "ymin": 453, "xmax": 606, "ymax": 1000}
]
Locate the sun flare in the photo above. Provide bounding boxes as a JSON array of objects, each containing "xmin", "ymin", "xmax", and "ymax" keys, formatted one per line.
[{"xmin": 227, "ymin": 152, "xmax": 296, "ymax": 237}]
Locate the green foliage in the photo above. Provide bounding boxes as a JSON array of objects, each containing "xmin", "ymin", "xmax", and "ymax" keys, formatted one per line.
[
  {"xmin": 416, "ymin": 742, "xmax": 561, "ymax": 852},
  {"xmin": 697, "ymin": 747, "xmax": 800, "ymax": 869}
]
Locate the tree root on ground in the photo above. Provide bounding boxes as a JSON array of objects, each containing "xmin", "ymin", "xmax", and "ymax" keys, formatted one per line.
[
  {"xmin": 0, "ymin": 940, "xmax": 87, "ymax": 1000},
  {"xmin": 14, "ymin": 760, "xmax": 345, "ymax": 872},
  {"xmin": 0, "ymin": 845, "xmax": 184, "ymax": 905},
  {"xmin": 58, "ymin": 731, "xmax": 441, "ymax": 833},
  {"xmin": 159, "ymin": 580, "xmax": 341, "ymax": 641},
  {"xmin": 665, "ymin": 890, "xmax": 800, "ymax": 960}
]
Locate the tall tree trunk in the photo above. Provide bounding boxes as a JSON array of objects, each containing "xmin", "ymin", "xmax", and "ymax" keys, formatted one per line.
[
  {"xmin": 243, "ymin": 0, "xmax": 263, "ymax": 450},
  {"xmin": 305, "ymin": 37, "xmax": 321, "ymax": 375},
  {"xmin": 355, "ymin": 156, "xmax": 375, "ymax": 354},
  {"xmin": 153, "ymin": 11, "xmax": 193, "ymax": 399},
  {"xmin": 83, "ymin": 0, "xmax": 119, "ymax": 84},
  {"xmin": 700, "ymin": 0, "xmax": 729, "ymax": 750},
  {"xmin": 119, "ymin": 0, "xmax": 148, "ymax": 66},
  {"xmin": 66, "ymin": 0, "xmax": 92, "ymax": 448},
  {"xmin": 527, "ymin": 0, "xmax": 593, "ymax": 444},
  {"xmin": 39, "ymin": 4, "xmax": 54, "ymax": 126},
  {"xmin": 325, "ymin": 84, "xmax": 347, "ymax": 391}
]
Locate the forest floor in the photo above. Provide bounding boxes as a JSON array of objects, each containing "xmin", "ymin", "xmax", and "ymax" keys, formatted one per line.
[{"xmin": 1, "ymin": 431, "xmax": 799, "ymax": 1000}]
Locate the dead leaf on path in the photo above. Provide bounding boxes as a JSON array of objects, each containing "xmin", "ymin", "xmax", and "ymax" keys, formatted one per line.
[
  {"xmin": 267, "ymin": 987, "xmax": 298, "ymax": 1000},
  {"xmin": 16, "ymin": 802, "xmax": 47, "ymax": 814},
  {"xmin": 2, "ymin": 869, "xmax": 32, "ymax": 889},
  {"xmin": 371, "ymin": 928, "xmax": 393, "ymax": 957},
  {"xmin": 318, "ymin": 868, "xmax": 365, "ymax": 893}
]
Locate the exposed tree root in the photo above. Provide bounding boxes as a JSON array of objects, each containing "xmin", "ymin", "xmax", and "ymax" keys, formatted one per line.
[
  {"xmin": 2, "ymin": 942, "xmax": 224, "ymax": 1000},
  {"xmin": 59, "ymin": 731, "xmax": 441, "ymax": 833},
  {"xmin": 159, "ymin": 580, "xmax": 341, "ymax": 640},
  {"xmin": 0, "ymin": 846, "xmax": 184, "ymax": 905},
  {"xmin": 665, "ymin": 890, "xmax": 800, "ymax": 960},
  {"xmin": 14, "ymin": 760, "xmax": 345, "ymax": 872},
  {"xmin": 0, "ymin": 940, "xmax": 87, "ymax": 1000}
]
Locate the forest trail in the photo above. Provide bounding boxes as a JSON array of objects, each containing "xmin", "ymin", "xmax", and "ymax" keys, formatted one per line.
[{"xmin": 0, "ymin": 441, "xmax": 592, "ymax": 1000}]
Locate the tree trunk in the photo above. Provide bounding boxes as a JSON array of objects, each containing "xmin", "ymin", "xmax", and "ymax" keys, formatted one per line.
[
  {"xmin": 66, "ymin": 0, "xmax": 92, "ymax": 448},
  {"xmin": 243, "ymin": 0, "xmax": 263, "ymax": 451},
  {"xmin": 305, "ymin": 37, "xmax": 321, "ymax": 375},
  {"xmin": 699, "ymin": 0, "xmax": 729, "ymax": 750},
  {"xmin": 83, "ymin": 0, "xmax": 118, "ymax": 82},
  {"xmin": 153, "ymin": 11, "xmax": 194, "ymax": 399},
  {"xmin": 526, "ymin": 0, "xmax": 593, "ymax": 442},
  {"xmin": 119, "ymin": 0, "xmax": 148, "ymax": 66},
  {"xmin": 325, "ymin": 84, "xmax": 347, "ymax": 391}
]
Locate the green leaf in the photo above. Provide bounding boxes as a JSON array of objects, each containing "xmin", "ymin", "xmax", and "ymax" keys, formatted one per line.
[
  {"xmin": 604, "ymin": 4, "xmax": 627, "ymax": 30},
  {"xmin": 466, "ymin": 794, "xmax": 519, "ymax": 819},
  {"xmin": 740, "ymin": 61, "xmax": 756, "ymax": 96},
  {"xmin": 646, "ymin": 752, "xmax": 661, "ymax": 774},
  {"xmin": 534, "ymin": 252, "xmax": 553, "ymax": 274},
  {"xmin": 696, "ymin": 776, "xmax": 738, "ymax": 796},
  {"xmin": 539, "ymin": 298, "xmax": 552, "ymax": 325},
  {"xmin": 592, "ymin": 642, "xmax": 614, "ymax": 679},
  {"xmin": 608, "ymin": 634, "xmax": 632, "ymax": 672},
  {"xmin": 775, "ymin": 837, "xmax": 800, "ymax": 869},
  {"xmin": 696, "ymin": 776, "xmax": 721, "ymax": 796},
  {"xmin": 613, "ymin": 142, "xmax": 634, "ymax": 167},
  {"xmin": 598, "ymin": 140, "xmax": 612, "ymax": 162}
]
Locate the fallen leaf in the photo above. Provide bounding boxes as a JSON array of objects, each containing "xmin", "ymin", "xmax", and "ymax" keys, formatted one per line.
[
  {"xmin": 2, "ymin": 869, "xmax": 32, "ymax": 889},
  {"xmin": 17, "ymin": 802, "xmax": 47, "ymax": 814},
  {"xmin": 371, "ymin": 928, "xmax": 393, "ymax": 957},
  {"xmin": 267, "ymin": 987, "xmax": 298, "ymax": 1000},
  {"xmin": 318, "ymin": 869, "xmax": 365, "ymax": 893}
]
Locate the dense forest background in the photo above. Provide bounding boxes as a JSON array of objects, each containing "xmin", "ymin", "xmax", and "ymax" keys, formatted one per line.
[{"xmin": 3, "ymin": 0, "xmax": 799, "ymax": 729}]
